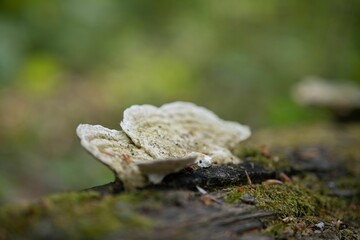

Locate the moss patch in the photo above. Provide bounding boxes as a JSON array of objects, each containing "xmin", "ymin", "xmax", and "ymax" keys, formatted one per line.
[
  {"xmin": 225, "ymin": 176, "xmax": 359, "ymax": 239},
  {"xmin": 236, "ymin": 145, "xmax": 291, "ymax": 172},
  {"xmin": 226, "ymin": 183, "xmax": 322, "ymax": 217},
  {"xmin": 0, "ymin": 191, "xmax": 153, "ymax": 239}
]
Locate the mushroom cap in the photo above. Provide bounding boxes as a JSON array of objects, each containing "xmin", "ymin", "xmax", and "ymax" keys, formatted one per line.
[
  {"xmin": 77, "ymin": 102, "xmax": 251, "ymax": 189},
  {"xmin": 77, "ymin": 124, "xmax": 197, "ymax": 189},
  {"xmin": 293, "ymin": 77, "xmax": 360, "ymax": 111},
  {"xmin": 76, "ymin": 124, "xmax": 149, "ymax": 189},
  {"xmin": 121, "ymin": 101, "xmax": 251, "ymax": 165}
]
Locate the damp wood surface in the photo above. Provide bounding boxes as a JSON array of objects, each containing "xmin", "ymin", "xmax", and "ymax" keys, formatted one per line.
[{"xmin": 1, "ymin": 123, "xmax": 359, "ymax": 239}]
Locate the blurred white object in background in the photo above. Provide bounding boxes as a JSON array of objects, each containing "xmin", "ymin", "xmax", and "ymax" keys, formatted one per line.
[{"xmin": 292, "ymin": 76, "xmax": 360, "ymax": 122}]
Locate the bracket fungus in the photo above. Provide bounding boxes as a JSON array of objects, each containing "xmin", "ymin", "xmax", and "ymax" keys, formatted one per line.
[
  {"xmin": 292, "ymin": 77, "xmax": 360, "ymax": 121},
  {"xmin": 77, "ymin": 102, "xmax": 251, "ymax": 190}
]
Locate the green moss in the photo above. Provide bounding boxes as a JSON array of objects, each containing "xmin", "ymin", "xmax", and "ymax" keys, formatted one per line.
[
  {"xmin": 236, "ymin": 146, "xmax": 291, "ymax": 172},
  {"xmin": 230, "ymin": 124, "xmax": 360, "ymax": 238},
  {"xmin": 236, "ymin": 146, "xmax": 260, "ymax": 158},
  {"xmin": 225, "ymin": 177, "xmax": 360, "ymax": 239},
  {"xmin": 226, "ymin": 184, "xmax": 321, "ymax": 217},
  {"xmin": 226, "ymin": 178, "xmax": 359, "ymax": 220},
  {"xmin": 264, "ymin": 217, "xmax": 322, "ymax": 238},
  {"xmin": 0, "ymin": 191, "xmax": 153, "ymax": 239},
  {"xmin": 291, "ymin": 174, "xmax": 360, "ymax": 223}
]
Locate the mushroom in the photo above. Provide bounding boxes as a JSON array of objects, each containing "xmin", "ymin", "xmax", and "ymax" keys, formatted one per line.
[
  {"xmin": 77, "ymin": 102, "xmax": 251, "ymax": 190},
  {"xmin": 292, "ymin": 77, "xmax": 360, "ymax": 122}
]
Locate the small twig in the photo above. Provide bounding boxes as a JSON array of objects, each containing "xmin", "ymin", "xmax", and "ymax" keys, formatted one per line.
[{"xmin": 245, "ymin": 170, "xmax": 253, "ymax": 187}]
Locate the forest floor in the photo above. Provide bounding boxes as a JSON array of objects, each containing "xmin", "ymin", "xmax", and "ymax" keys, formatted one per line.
[{"xmin": 0, "ymin": 123, "xmax": 359, "ymax": 239}]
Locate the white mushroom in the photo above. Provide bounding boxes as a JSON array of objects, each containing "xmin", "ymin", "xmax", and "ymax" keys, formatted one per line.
[
  {"xmin": 76, "ymin": 124, "xmax": 149, "ymax": 189},
  {"xmin": 292, "ymin": 77, "xmax": 360, "ymax": 111},
  {"xmin": 121, "ymin": 102, "xmax": 251, "ymax": 166},
  {"xmin": 76, "ymin": 124, "xmax": 196, "ymax": 190},
  {"xmin": 77, "ymin": 102, "xmax": 251, "ymax": 190}
]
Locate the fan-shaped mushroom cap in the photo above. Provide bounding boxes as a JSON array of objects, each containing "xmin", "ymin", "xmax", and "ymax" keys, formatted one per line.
[
  {"xmin": 121, "ymin": 102, "xmax": 251, "ymax": 166},
  {"xmin": 293, "ymin": 77, "xmax": 360, "ymax": 110},
  {"xmin": 77, "ymin": 102, "xmax": 251, "ymax": 190}
]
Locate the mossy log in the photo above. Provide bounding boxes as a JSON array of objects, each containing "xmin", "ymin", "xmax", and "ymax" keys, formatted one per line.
[{"xmin": 0, "ymin": 124, "xmax": 359, "ymax": 239}]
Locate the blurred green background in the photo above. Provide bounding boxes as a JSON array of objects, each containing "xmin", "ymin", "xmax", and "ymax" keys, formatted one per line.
[{"xmin": 0, "ymin": 0, "xmax": 359, "ymax": 204}]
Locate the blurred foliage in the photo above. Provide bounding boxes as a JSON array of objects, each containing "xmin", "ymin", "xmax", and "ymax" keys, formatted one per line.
[{"xmin": 0, "ymin": 0, "xmax": 359, "ymax": 204}]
